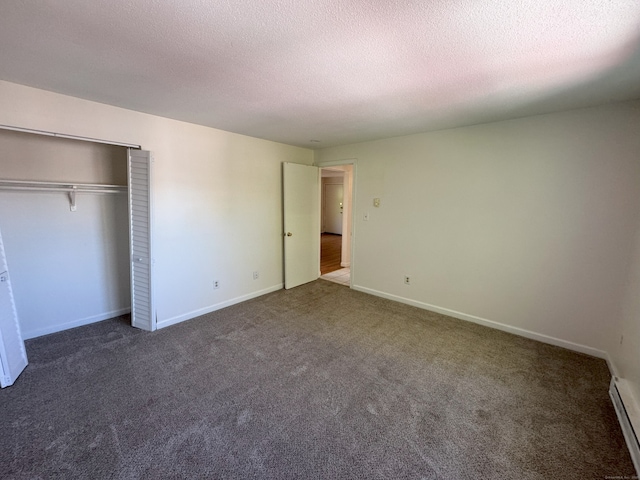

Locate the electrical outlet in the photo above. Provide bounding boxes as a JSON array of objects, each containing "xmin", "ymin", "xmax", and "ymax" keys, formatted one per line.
[
  {"xmin": 404, "ymin": 276, "xmax": 410, "ymax": 285},
  {"xmin": 253, "ymin": 271, "xmax": 259, "ymax": 280},
  {"xmin": 213, "ymin": 280, "xmax": 220, "ymax": 289}
]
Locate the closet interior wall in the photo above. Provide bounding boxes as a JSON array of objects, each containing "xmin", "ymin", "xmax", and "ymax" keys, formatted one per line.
[{"xmin": 0, "ymin": 130, "xmax": 130, "ymax": 339}]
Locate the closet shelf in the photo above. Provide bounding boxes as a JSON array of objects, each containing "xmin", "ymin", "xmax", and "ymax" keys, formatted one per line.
[{"xmin": 0, "ymin": 179, "xmax": 127, "ymax": 212}]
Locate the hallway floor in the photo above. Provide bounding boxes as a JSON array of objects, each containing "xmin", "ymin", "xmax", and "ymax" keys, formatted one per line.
[
  {"xmin": 320, "ymin": 267, "xmax": 350, "ymax": 286},
  {"xmin": 321, "ymin": 233, "xmax": 342, "ymax": 275}
]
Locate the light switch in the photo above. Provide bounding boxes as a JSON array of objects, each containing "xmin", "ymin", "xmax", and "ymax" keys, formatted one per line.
[{"xmin": 373, "ymin": 198, "xmax": 381, "ymax": 207}]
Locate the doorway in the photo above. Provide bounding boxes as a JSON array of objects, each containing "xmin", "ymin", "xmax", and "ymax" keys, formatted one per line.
[
  {"xmin": 319, "ymin": 165, "xmax": 353, "ymax": 286},
  {"xmin": 282, "ymin": 160, "xmax": 355, "ymax": 290}
]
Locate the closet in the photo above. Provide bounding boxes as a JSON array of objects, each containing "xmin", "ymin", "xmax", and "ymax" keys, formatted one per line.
[{"xmin": 0, "ymin": 129, "xmax": 131, "ymax": 340}]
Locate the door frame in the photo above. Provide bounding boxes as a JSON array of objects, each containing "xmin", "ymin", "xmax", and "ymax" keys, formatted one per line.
[{"xmin": 316, "ymin": 159, "xmax": 357, "ymax": 287}]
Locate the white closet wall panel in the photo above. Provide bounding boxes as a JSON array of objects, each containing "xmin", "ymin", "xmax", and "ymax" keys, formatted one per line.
[
  {"xmin": 128, "ymin": 149, "xmax": 155, "ymax": 331},
  {"xmin": 0, "ymin": 193, "xmax": 131, "ymax": 338}
]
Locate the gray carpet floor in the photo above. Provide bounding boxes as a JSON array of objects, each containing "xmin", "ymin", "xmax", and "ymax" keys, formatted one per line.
[{"xmin": 1, "ymin": 280, "xmax": 634, "ymax": 479}]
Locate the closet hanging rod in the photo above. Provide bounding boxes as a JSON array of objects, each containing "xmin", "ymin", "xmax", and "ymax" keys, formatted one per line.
[
  {"xmin": 0, "ymin": 179, "xmax": 126, "ymax": 192},
  {"xmin": 0, "ymin": 186, "xmax": 124, "ymax": 194},
  {"xmin": 0, "ymin": 180, "xmax": 126, "ymax": 212}
]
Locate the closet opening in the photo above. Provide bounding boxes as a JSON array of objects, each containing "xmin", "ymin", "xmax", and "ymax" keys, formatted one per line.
[{"xmin": 0, "ymin": 129, "xmax": 132, "ymax": 340}]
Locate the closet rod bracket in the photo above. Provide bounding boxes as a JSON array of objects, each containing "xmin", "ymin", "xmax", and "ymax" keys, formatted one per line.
[{"xmin": 69, "ymin": 186, "xmax": 77, "ymax": 212}]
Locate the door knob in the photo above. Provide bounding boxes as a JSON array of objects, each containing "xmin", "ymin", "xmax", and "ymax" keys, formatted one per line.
[{"xmin": 286, "ymin": 232, "xmax": 293, "ymax": 236}]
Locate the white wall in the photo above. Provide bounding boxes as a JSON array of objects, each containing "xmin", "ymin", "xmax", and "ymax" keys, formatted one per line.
[
  {"xmin": 0, "ymin": 130, "xmax": 130, "ymax": 338},
  {"xmin": 0, "ymin": 80, "xmax": 313, "ymax": 331},
  {"xmin": 316, "ymin": 100, "xmax": 640, "ymax": 359}
]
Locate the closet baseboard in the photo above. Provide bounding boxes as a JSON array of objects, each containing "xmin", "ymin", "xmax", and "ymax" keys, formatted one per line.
[{"xmin": 21, "ymin": 307, "xmax": 131, "ymax": 340}]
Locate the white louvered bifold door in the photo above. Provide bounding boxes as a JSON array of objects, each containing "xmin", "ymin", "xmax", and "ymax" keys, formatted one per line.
[
  {"xmin": 0, "ymin": 227, "xmax": 28, "ymax": 387},
  {"xmin": 128, "ymin": 149, "xmax": 155, "ymax": 331}
]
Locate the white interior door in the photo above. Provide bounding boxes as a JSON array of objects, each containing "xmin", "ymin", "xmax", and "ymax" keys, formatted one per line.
[
  {"xmin": 324, "ymin": 184, "xmax": 344, "ymax": 234},
  {"xmin": 283, "ymin": 163, "xmax": 320, "ymax": 289},
  {"xmin": 0, "ymin": 227, "xmax": 28, "ymax": 387},
  {"xmin": 128, "ymin": 149, "xmax": 155, "ymax": 331}
]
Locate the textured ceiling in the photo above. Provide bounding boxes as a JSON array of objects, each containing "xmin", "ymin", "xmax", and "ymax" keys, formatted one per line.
[{"xmin": 1, "ymin": 1, "xmax": 639, "ymax": 148}]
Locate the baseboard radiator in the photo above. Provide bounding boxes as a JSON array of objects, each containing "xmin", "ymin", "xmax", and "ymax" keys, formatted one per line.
[{"xmin": 610, "ymin": 377, "xmax": 640, "ymax": 475}]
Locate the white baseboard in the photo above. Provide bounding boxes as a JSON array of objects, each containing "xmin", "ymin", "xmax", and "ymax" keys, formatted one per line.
[
  {"xmin": 157, "ymin": 284, "xmax": 283, "ymax": 330},
  {"xmin": 352, "ymin": 285, "xmax": 608, "ymax": 360},
  {"xmin": 22, "ymin": 307, "xmax": 131, "ymax": 340}
]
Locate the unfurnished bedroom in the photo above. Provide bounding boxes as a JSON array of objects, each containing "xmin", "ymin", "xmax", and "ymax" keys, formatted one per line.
[{"xmin": 0, "ymin": 1, "xmax": 639, "ymax": 478}]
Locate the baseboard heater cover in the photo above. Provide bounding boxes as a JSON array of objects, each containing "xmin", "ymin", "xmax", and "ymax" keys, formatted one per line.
[{"xmin": 610, "ymin": 377, "xmax": 640, "ymax": 475}]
